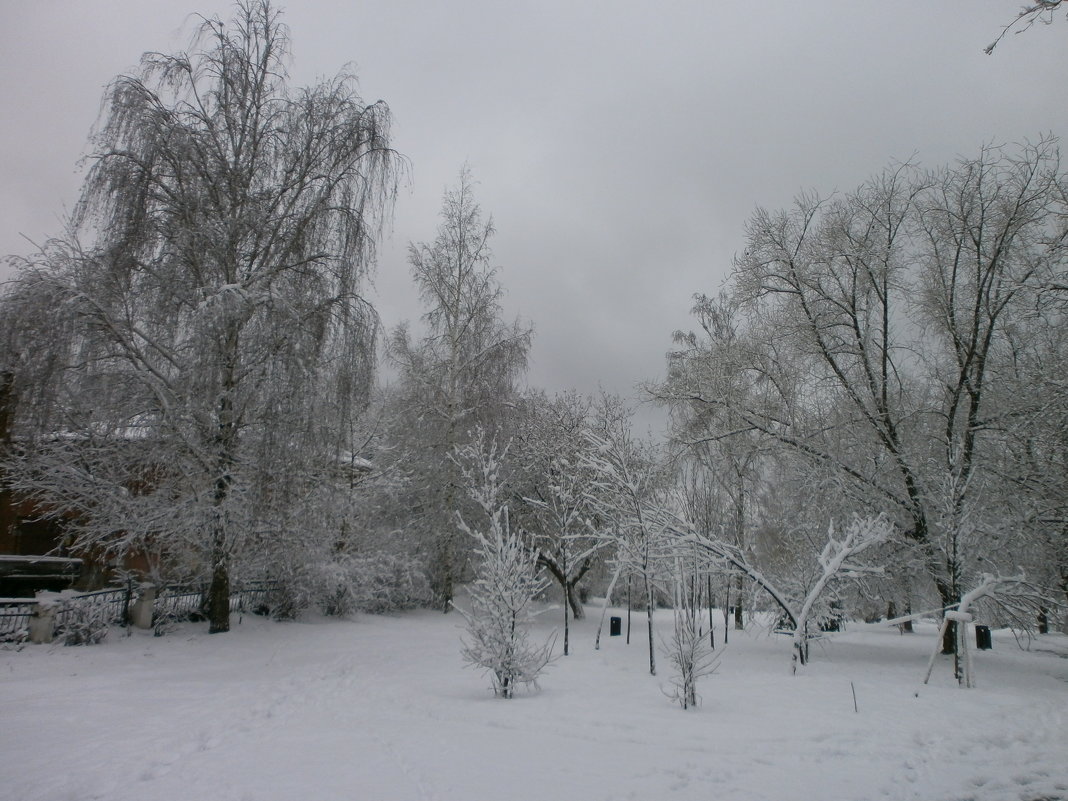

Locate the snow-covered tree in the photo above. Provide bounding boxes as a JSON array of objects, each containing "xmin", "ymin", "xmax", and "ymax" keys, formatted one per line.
[
  {"xmin": 582, "ymin": 397, "xmax": 672, "ymax": 674},
  {"xmin": 663, "ymin": 555, "xmax": 720, "ymax": 709},
  {"xmin": 924, "ymin": 573, "xmax": 1055, "ymax": 687},
  {"xmin": 512, "ymin": 391, "xmax": 606, "ymax": 655},
  {"xmin": 0, "ymin": 0, "xmax": 398, "ymax": 632},
  {"xmin": 663, "ymin": 293, "xmax": 767, "ymax": 634},
  {"xmin": 675, "ymin": 514, "xmax": 892, "ymax": 672},
  {"xmin": 389, "ymin": 168, "xmax": 531, "ymax": 610},
  {"xmin": 657, "ymin": 140, "xmax": 1068, "ymax": 654},
  {"xmin": 452, "ymin": 431, "xmax": 554, "ymax": 698}
]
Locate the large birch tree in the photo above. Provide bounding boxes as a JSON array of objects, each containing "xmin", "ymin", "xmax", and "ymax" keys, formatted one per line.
[{"xmin": 1, "ymin": 0, "xmax": 399, "ymax": 632}]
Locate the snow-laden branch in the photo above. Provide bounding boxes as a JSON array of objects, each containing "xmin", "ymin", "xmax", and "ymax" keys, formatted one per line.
[{"xmin": 671, "ymin": 513, "xmax": 893, "ymax": 672}]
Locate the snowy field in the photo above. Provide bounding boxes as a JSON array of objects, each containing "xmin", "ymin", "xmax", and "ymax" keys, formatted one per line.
[{"xmin": 3, "ymin": 604, "xmax": 1067, "ymax": 801}]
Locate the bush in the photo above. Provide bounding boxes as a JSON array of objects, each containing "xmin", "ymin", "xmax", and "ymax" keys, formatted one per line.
[
  {"xmin": 268, "ymin": 551, "xmax": 432, "ymax": 619},
  {"xmin": 60, "ymin": 610, "xmax": 109, "ymax": 646}
]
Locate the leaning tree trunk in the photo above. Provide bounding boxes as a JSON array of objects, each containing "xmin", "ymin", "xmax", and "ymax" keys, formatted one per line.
[{"xmin": 565, "ymin": 578, "xmax": 585, "ymax": 620}]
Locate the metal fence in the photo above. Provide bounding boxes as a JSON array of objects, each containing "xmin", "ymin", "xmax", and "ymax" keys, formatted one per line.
[
  {"xmin": 231, "ymin": 581, "xmax": 274, "ymax": 614},
  {"xmin": 154, "ymin": 587, "xmax": 204, "ymax": 624},
  {"xmin": 54, "ymin": 587, "xmax": 130, "ymax": 634},
  {"xmin": 0, "ymin": 581, "xmax": 277, "ymax": 643},
  {"xmin": 155, "ymin": 581, "xmax": 276, "ymax": 622},
  {"xmin": 0, "ymin": 600, "xmax": 35, "ymax": 643}
]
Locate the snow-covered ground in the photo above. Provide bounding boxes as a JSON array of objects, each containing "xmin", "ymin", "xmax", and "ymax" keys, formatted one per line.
[{"xmin": 3, "ymin": 604, "xmax": 1067, "ymax": 801}]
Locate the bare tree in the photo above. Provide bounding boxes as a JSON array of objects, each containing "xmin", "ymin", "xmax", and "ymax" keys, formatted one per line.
[
  {"xmin": 663, "ymin": 552, "xmax": 720, "ymax": 709},
  {"xmin": 1, "ymin": 0, "xmax": 399, "ymax": 632},
  {"xmin": 657, "ymin": 139, "xmax": 1067, "ymax": 652}
]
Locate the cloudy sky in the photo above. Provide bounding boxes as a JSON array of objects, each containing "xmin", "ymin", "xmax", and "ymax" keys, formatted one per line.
[{"xmin": 1, "ymin": 1, "xmax": 1064, "ymax": 433}]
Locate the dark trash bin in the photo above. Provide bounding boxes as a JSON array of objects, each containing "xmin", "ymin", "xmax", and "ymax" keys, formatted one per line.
[
  {"xmin": 975, "ymin": 624, "xmax": 992, "ymax": 650},
  {"xmin": 610, "ymin": 616, "xmax": 622, "ymax": 637}
]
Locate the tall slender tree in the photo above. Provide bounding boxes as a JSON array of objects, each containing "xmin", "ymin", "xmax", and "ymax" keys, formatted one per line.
[{"xmin": 389, "ymin": 168, "xmax": 531, "ymax": 609}]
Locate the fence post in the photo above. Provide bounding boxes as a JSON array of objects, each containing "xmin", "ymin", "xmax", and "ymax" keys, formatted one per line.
[
  {"xmin": 129, "ymin": 583, "xmax": 157, "ymax": 630},
  {"xmin": 28, "ymin": 592, "xmax": 60, "ymax": 644}
]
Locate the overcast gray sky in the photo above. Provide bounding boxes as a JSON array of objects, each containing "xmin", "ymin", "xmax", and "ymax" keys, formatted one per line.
[{"xmin": 1, "ymin": 1, "xmax": 1064, "ymax": 434}]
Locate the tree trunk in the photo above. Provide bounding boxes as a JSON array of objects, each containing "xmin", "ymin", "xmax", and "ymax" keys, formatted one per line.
[
  {"xmin": 943, "ymin": 617, "xmax": 957, "ymax": 656},
  {"xmin": 438, "ymin": 535, "xmax": 454, "ymax": 613},
  {"xmin": 208, "ymin": 335, "xmax": 238, "ymax": 635},
  {"xmin": 565, "ymin": 579, "xmax": 585, "ymax": 620},
  {"xmin": 207, "ymin": 548, "xmax": 231, "ymax": 634},
  {"xmin": 645, "ymin": 572, "xmax": 656, "ymax": 676},
  {"xmin": 563, "ymin": 575, "xmax": 570, "ymax": 656},
  {"xmin": 707, "ymin": 575, "xmax": 715, "ymax": 650},
  {"xmin": 722, "ymin": 574, "xmax": 730, "ymax": 645},
  {"xmin": 733, "ymin": 574, "xmax": 744, "ymax": 630},
  {"xmin": 438, "ymin": 397, "xmax": 461, "ymax": 612}
]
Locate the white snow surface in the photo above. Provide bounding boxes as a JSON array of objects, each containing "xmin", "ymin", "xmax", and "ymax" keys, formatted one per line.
[{"xmin": 3, "ymin": 605, "xmax": 1067, "ymax": 801}]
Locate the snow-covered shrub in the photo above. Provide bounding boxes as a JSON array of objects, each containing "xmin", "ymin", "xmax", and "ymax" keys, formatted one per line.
[
  {"xmin": 663, "ymin": 567, "xmax": 720, "ymax": 709},
  {"xmin": 453, "ymin": 432, "xmax": 555, "ymax": 698},
  {"xmin": 346, "ymin": 552, "xmax": 432, "ymax": 614},
  {"xmin": 664, "ymin": 614, "xmax": 719, "ymax": 710},
  {"xmin": 265, "ymin": 569, "xmax": 314, "ymax": 620},
  {"xmin": 317, "ymin": 552, "xmax": 432, "ymax": 616},
  {"xmin": 456, "ymin": 512, "xmax": 555, "ymax": 698},
  {"xmin": 267, "ymin": 550, "xmax": 432, "ymax": 619},
  {"xmin": 60, "ymin": 608, "xmax": 109, "ymax": 646}
]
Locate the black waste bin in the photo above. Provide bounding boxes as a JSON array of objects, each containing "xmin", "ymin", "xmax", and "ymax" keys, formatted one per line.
[
  {"xmin": 610, "ymin": 616, "xmax": 622, "ymax": 637},
  {"xmin": 975, "ymin": 624, "xmax": 992, "ymax": 650}
]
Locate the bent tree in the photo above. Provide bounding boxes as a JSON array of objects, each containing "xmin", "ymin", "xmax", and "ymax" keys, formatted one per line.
[{"xmin": 4, "ymin": 1, "xmax": 398, "ymax": 632}]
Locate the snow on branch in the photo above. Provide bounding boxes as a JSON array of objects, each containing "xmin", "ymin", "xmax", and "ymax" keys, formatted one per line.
[
  {"xmin": 671, "ymin": 512, "xmax": 893, "ymax": 672},
  {"xmin": 957, "ymin": 573, "xmax": 1060, "ymax": 632}
]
